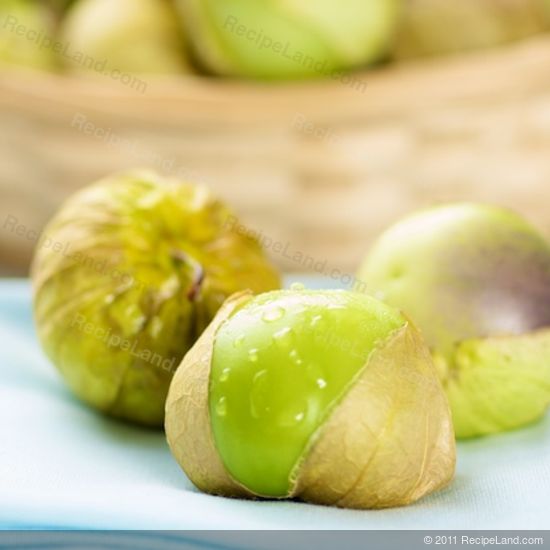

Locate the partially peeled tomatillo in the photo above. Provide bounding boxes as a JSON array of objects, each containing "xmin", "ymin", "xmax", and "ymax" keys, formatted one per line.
[
  {"xmin": 165, "ymin": 288, "xmax": 456, "ymax": 509},
  {"xmin": 359, "ymin": 203, "xmax": 550, "ymax": 438},
  {"xmin": 31, "ymin": 171, "xmax": 280, "ymax": 427}
]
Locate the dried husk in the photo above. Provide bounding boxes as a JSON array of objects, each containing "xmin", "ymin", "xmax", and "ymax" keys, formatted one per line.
[
  {"xmin": 293, "ymin": 321, "xmax": 455, "ymax": 508},
  {"xmin": 165, "ymin": 291, "xmax": 252, "ymax": 497},
  {"xmin": 440, "ymin": 327, "xmax": 550, "ymax": 439},
  {"xmin": 32, "ymin": 171, "xmax": 281, "ymax": 427}
]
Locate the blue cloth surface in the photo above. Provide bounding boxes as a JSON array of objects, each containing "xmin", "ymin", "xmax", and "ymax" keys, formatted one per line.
[{"xmin": 0, "ymin": 279, "xmax": 549, "ymax": 530}]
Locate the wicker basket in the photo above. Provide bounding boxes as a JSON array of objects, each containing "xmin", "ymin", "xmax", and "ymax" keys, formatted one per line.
[{"xmin": 1, "ymin": 35, "xmax": 550, "ymax": 277}]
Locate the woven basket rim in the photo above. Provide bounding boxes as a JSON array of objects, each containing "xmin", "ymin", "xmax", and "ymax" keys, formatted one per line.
[{"xmin": 2, "ymin": 35, "xmax": 550, "ymax": 125}]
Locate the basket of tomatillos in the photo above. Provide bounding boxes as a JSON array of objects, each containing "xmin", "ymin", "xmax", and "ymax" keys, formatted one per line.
[
  {"xmin": 32, "ymin": 170, "xmax": 550, "ymax": 509},
  {"xmin": 2, "ymin": 0, "xmax": 550, "ymax": 81}
]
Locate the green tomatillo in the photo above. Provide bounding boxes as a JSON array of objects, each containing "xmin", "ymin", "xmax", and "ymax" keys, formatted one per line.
[
  {"xmin": 0, "ymin": 0, "xmax": 57, "ymax": 71},
  {"xmin": 31, "ymin": 170, "xmax": 281, "ymax": 427},
  {"xmin": 60, "ymin": 0, "xmax": 189, "ymax": 76},
  {"xmin": 165, "ymin": 288, "xmax": 455, "ymax": 509},
  {"xmin": 176, "ymin": 0, "xmax": 401, "ymax": 80},
  {"xmin": 359, "ymin": 203, "xmax": 550, "ymax": 438}
]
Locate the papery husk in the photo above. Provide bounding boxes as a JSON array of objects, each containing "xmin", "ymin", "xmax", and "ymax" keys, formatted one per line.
[
  {"xmin": 293, "ymin": 321, "xmax": 455, "ymax": 509},
  {"xmin": 166, "ymin": 299, "xmax": 456, "ymax": 508},
  {"xmin": 441, "ymin": 327, "xmax": 550, "ymax": 439},
  {"xmin": 165, "ymin": 291, "xmax": 253, "ymax": 498},
  {"xmin": 32, "ymin": 171, "xmax": 281, "ymax": 427}
]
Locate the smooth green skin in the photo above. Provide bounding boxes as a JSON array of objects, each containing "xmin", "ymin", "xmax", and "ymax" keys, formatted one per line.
[
  {"xmin": 359, "ymin": 203, "xmax": 550, "ymax": 438},
  {"xmin": 0, "ymin": 0, "xmax": 57, "ymax": 70},
  {"xmin": 61, "ymin": 0, "xmax": 188, "ymax": 75},
  {"xmin": 178, "ymin": 0, "xmax": 400, "ymax": 80},
  {"xmin": 209, "ymin": 289, "xmax": 405, "ymax": 496},
  {"xmin": 393, "ymin": 0, "xmax": 549, "ymax": 59},
  {"xmin": 32, "ymin": 172, "xmax": 280, "ymax": 427}
]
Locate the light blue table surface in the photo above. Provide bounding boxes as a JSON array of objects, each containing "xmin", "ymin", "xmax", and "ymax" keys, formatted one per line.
[{"xmin": 1, "ymin": 279, "xmax": 549, "ymax": 531}]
